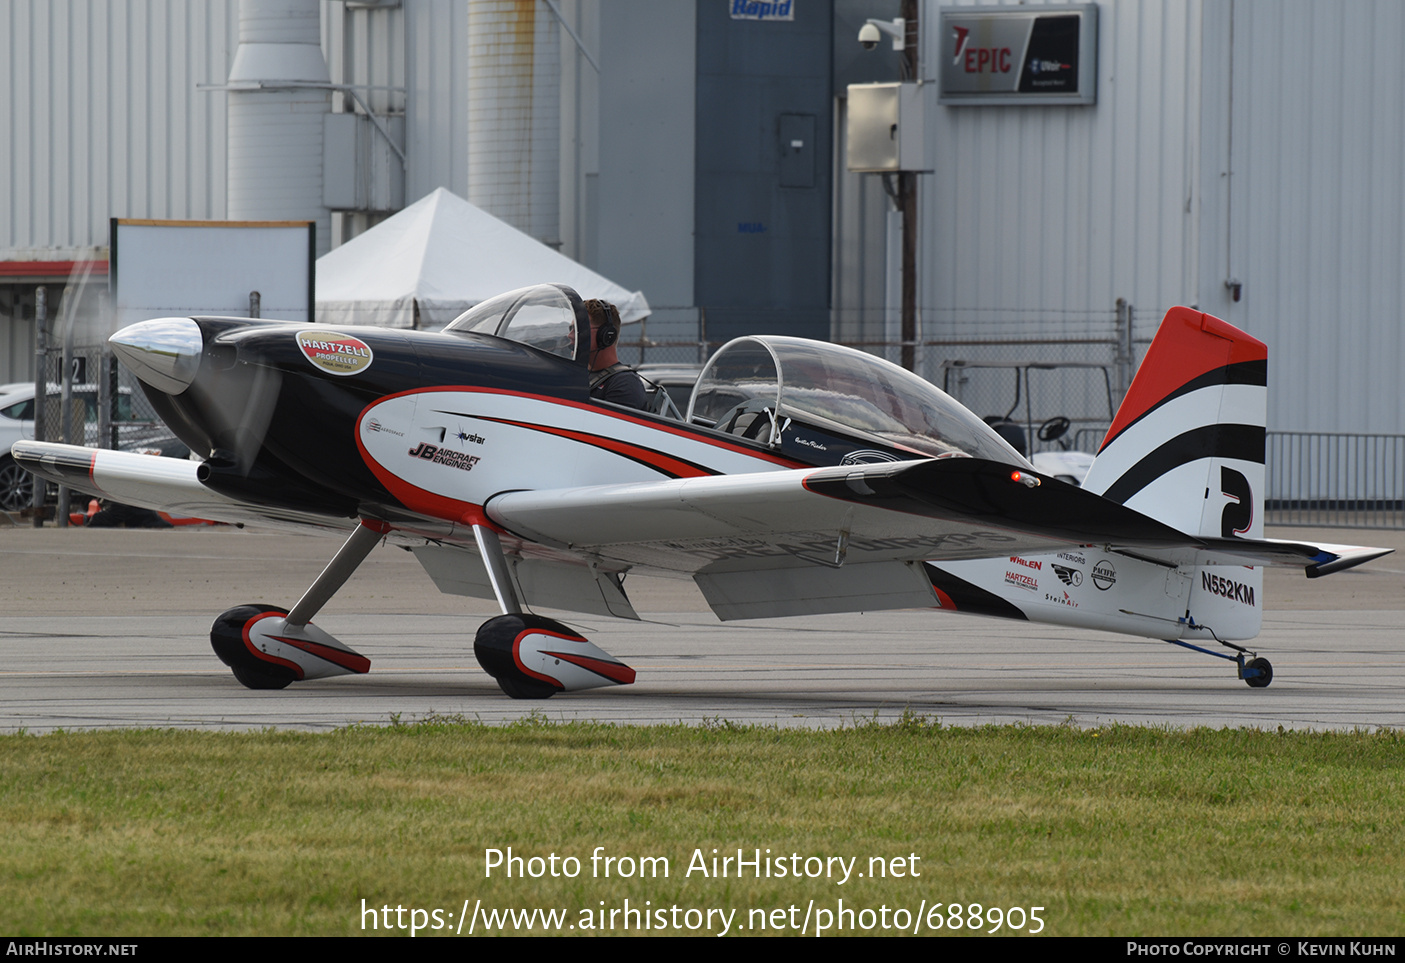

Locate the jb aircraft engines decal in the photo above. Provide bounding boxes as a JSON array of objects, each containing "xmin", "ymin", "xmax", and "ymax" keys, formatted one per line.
[{"xmin": 297, "ymin": 330, "xmax": 374, "ymax": 376}]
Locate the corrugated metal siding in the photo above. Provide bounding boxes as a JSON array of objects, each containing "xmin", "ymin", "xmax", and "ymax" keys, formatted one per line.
[
  {"xmin": 0, "ymin": 0, "xmax": 236, "ymax": 256},
  {"xmin": 1222, "ymin": 0, "xmax": 1405, "ymax": 433},
  {"xmin": 323, "ymin": 0, "xmax": 410, "ymax": 243},
  {"xmin": 921, "ymin": 0, "xmax": 1204, "ymax": 347},
  {"xmin": 403, "ymin": 0, "xmax": 471, "ymax": 204},
  {"xmin": 323, "ymin": 0, "xmax": 405, "ymax": 118}
]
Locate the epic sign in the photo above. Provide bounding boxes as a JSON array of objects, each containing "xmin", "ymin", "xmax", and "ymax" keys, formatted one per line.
[{"xmin": 939, "ymin": 5, "xmax": 1098, "ymax": 106}]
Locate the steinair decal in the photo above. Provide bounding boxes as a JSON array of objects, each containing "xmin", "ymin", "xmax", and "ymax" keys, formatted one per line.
[
  {"xmin": 1052, "ymin": 564, "xmax": 1082, "ymax": 587},
  {"xmin": 1202, "ymin": 571, "xmax": 1256, "ymax": 607},
  {"xmin": 297, "ymin": 330, "xmax": 373, "ymax": 377},
  {"xmin": 1091, "ymin": 560, "xmax": 1117, "ymax": 590}
]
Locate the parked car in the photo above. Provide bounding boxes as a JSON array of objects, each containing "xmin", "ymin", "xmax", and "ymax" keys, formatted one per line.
[{"xmin": 0, "ymin": 384, "xmax": 160, "ymax": 511}]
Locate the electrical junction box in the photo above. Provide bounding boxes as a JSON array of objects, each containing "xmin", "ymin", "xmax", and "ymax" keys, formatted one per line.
[
  {"xmin": 324, "ymin": 113, "xmax": 406, "ymax": 212},
  {"xmin": 845, "ymin": 82, "xmax": 931, "ymax": 173}
]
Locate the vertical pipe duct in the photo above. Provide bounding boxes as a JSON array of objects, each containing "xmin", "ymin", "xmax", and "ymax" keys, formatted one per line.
[
  {"xmin": 467, "ymin": 0, "xmax": 561, "ymax": 247},
  {"xmin": 227, "ymin": 0, "xmax": 332, "ymax": 255}
]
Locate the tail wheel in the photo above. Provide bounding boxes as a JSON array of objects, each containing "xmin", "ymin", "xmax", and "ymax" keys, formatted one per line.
[
  {"xmin": 211, "ymin": 604, "xmax": 299, "ymax": 691},
  {"xmin": 1244, "ymin": 657, "xmax": 1273, "ymax": 688}
]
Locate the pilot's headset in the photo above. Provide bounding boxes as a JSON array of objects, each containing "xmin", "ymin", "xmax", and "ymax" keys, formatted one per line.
[{"xmin": 587, "ymin": 299, "xmax": 621, "ymax": 350}]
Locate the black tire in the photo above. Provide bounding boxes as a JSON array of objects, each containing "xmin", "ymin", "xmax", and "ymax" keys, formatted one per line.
[
  {"xmin": 474, "ymin": 613, "xmax": 568, "ymax": 700},
  {"xmin": 230, "ymin": 662, "xmax": 296, "ymax": 690},
  {"xmin": 0, "ymin": 455, "xmax": 33, "ymax": 512},
  {"xmin": 211, "ymin": 604, "xmax": 299, "ymax": 691},
  {"xmin": 1245, "ymin": 657, "xmax": 1273, "ymax": 688},
  {"xmin": 495, "ymin": 674, "xmax": 559, "ymax": 700}
]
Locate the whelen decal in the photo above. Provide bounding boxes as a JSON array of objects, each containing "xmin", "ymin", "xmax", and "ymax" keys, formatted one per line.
[
  {"xmin": 1100, "ymin": 424, "xmax": 1266, "ymax": 505},
  {"xmin": 297, "ymin": 330, "xmax": 374, "ymax": 377}
]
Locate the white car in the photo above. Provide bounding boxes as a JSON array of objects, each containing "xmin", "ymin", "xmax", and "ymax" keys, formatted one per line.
[{"xmin": 0, "ymin": 384, "xmax": 155, "ymax": 511}]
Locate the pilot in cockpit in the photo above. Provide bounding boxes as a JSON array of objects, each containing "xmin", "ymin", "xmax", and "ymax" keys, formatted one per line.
[{"xmin": 584, "ymin": 299, "xmax": 648, "ymax": 410}]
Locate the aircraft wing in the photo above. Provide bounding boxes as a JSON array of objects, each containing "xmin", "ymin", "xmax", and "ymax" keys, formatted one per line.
[
  {"xmin": 11, "ymin": 441, "xmax": 356, "ymax": 535},
  {"xmin": 486, "ymin": 456, "xmax": 1389, "ymax": 618},
  {"xmin": 18, "ymin": 442, "xmax": 1386, "ymax": 621}
]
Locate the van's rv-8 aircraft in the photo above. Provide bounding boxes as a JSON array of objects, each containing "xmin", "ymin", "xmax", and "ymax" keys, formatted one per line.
[{"xmin": 12, "ymin": 284, "xmax": 1390, "ymax": 698}]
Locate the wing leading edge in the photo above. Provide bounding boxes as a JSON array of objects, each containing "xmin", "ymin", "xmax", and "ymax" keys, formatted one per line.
[{"xmin": 487, "ymin": 456, "xmax": 1389, "ymax": 579}]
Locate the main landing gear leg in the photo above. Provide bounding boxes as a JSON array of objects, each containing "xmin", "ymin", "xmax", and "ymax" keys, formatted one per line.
[
  {"xmin": 210, "ymin": 520, "xmax": 383, "ymax": 690},
  {"xmin": 469, "ymin": 524, "xmax": 635, "ymax": 700}
]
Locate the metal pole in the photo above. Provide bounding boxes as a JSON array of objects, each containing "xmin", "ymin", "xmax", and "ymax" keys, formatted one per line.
[
  {"xmin": 1114, "ymin": 297, "xmax": 1133, "ymax": 406},
  {"xmin": 98, "ymin": 291, "xmax": 113, "ymax": 450},
  {"xmin": 249, "ymin": 290, "xmax": 261, "ymax": 318},
  {"xmin": 31, "ymin": 287, "xmax": 47, "ymax": 526},
  {"xmin": 57, "ymin": 288, "xmax": 74, "ymax": 528},
  {"xmin": 899, "ymin": 0, "xmax": 918, "ymax": 373}
]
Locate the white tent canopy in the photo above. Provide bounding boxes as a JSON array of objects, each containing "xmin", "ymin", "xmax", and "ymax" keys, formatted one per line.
[{"xmin": 315, "ymin": 187, "xmax": 649, "ymax": 329}]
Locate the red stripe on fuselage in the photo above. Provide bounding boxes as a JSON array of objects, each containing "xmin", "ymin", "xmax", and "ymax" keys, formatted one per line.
[
  {"xmin": 355, "ymin": 386, "xmax": 806, "ymax": 522},
  {"xmin": 473, "ymin": 416, "xmax": 715, "ymax": 478},
  {"xmin": 370, "ymin": 385, "xmax": 805, "ymax": 468}
]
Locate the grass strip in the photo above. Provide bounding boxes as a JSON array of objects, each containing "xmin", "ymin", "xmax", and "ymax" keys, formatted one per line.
[{"xmin": 2, "ymin": 715, "xmax": 1403, "ymax": 936}]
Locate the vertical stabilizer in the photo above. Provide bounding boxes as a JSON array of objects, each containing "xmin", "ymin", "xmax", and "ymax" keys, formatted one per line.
[{"xmin": 1083, "ymin": 307, "xmax": 1267, "ymax": 638}]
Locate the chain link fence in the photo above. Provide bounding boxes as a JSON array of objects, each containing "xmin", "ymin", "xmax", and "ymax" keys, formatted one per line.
[
  {"xmin": 624, "ymin": 302, "xmax": 1405, "ymax": 529},
  {"xmin": 15, "ymin": 295, "xmax": 1405, "ymax": 529}
]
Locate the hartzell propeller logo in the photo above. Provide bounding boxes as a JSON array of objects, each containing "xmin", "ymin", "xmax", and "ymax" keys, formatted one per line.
[{"xmin": 296, "ymin": 330, "xmax": 374, "ymax": 377}]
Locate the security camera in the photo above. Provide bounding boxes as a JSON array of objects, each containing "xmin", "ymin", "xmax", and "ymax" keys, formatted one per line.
[{"xmin": 858, "ymin": 18, "xmax": 905, "ymax": 52}]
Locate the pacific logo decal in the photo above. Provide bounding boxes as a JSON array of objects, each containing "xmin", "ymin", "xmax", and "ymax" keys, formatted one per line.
[
  {"xmin": 297, "ymin": 330, "xmax": 374, "ymax": 377},
  {"xmin": 1091, "ymin": 560, "xmax": 1117, "ymax": 590}
]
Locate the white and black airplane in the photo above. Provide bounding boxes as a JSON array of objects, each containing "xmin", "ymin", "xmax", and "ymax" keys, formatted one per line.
[{"xmin": 12, "ymin": 283, "xmax": 1390, "ymax": 697}]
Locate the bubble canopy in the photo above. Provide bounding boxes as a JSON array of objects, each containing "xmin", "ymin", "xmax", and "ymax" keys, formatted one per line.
[
  {"xmin": 687, "ymin": 336, "xmax": 1028, "ymax": 465},
  {"xmin": 445, "ymin": 283, "xmax": 586, "ymax": 362}
]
